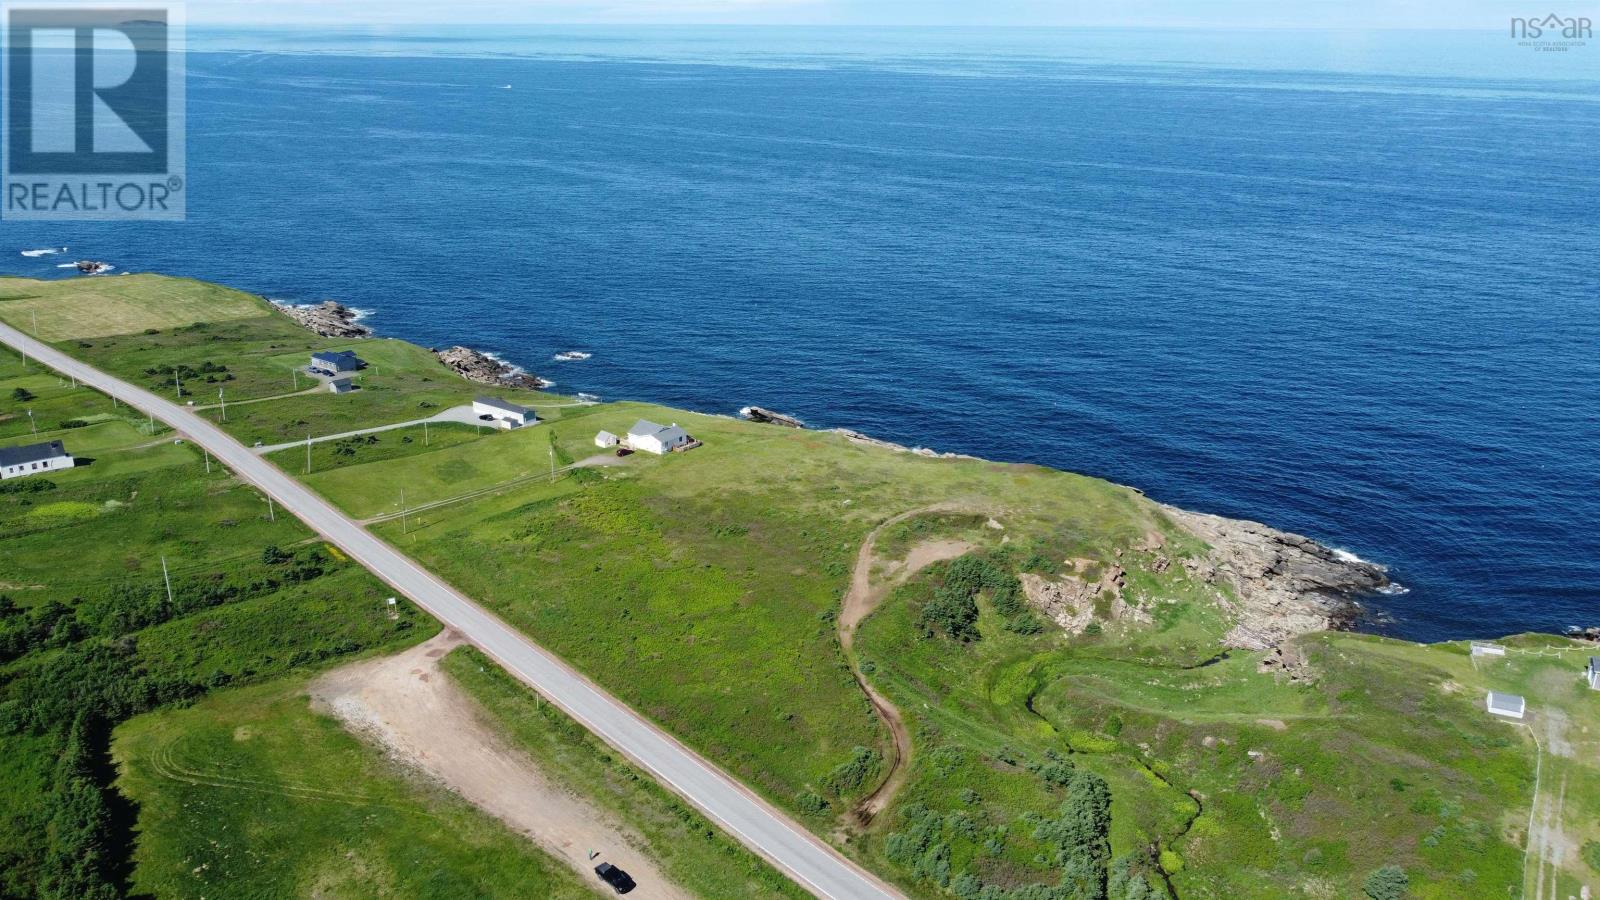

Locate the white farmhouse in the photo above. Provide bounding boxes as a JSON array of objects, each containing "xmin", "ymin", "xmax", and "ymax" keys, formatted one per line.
[
  {"xmin": 595, "ymin": 430, "xmax": 619, "ymax": 448},
  {"xmin": 473, "ymin": 396, "xmax": 536, "ymax": 429},
  {"xmin": 626, "ymin": 420, "xmax": 692, "ymax": 455},
  {"xmin": 0, "ymin": 440, "xmax": 74, "ymax": 480},
  {"xmin": 1485, "ymin": 691, "xmax": 1525, "ymax": 720}
]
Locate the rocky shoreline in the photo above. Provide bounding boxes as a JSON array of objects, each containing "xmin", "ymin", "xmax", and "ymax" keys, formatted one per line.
[
  {"xmin": 433, "ymin": 345, "xmax": 549, "ymax": 390},
  {"xmin": 273, "ymin": 305, "xmax": 1391, "ymax": 646},
  {"xmin": 1158, "ymin": 504, "xmax": 1389, "ymax": 650},
  {"xmin": 275, "ymin": 300, "xmax": 549, "ymax": 390},
  {"xmin": 276, "ymin": 300, "xmax": 371, "ymax": 338}
]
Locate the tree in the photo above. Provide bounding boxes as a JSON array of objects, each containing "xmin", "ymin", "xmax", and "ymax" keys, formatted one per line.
[
  {"xmin": 10, "ymin": 387, "xmax": 34, "ymax": 402},
  {"xmin": 1363, "ymin": 865, "xmax": 1408, "ymax": 900}
]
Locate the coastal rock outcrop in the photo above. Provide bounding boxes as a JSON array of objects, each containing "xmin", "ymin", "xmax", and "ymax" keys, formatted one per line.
[
  {"xmin": 278, "ymin": 301, "xmax": 371, "ymax": 338},
  {"xmin": 741, "ymin": 406, "xmax": 805, "ymax": 428},
  {"xmin": 434, "ymin": 345, "xmax": 547, "ymax": 390},
  {"xmin": 1159, "ymin": 504, "xmax": 1388, "ymax": 650}
]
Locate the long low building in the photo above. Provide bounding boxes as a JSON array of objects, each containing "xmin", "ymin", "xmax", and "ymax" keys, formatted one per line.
[
  {"xmin": 473, "ymin": 396, "xmax": 537, "ymax": 429},
  {"xmin": 0, "ymin": 440, "xmax": 74, "ymax": 480}
]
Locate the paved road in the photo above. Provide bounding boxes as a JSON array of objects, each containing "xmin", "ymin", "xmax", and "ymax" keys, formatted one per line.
[{"xmin": 0, "ymin": 323, "xmax": 901, "ymax": 900}]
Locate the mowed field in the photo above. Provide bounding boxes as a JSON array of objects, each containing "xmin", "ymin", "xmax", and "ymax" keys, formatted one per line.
[
  {"xmin": 0, "ymin": 275, "xmax": 264, "ymax": 340},
  {"xmin": 114, "ymin": 678, "xmax": 598, "ymax": 899}
]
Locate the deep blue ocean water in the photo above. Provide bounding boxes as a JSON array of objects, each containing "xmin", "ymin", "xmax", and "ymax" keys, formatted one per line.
[{"xmin": 4, "ymin": 28, "xmax": 1596, "ymax": 642}]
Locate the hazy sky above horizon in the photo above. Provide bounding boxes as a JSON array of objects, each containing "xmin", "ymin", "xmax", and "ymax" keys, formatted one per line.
[{"xmin": 186, "ymin": 0, "xmax": 1538, "ymax": 30}]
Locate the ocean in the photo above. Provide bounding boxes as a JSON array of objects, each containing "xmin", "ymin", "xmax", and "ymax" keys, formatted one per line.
[{"xmin": 4, "ymin": 27, "xmax": 1596, "ymax": 642}]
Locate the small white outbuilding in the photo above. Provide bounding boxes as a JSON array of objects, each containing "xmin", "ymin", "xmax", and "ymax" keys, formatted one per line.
[
  {"xmin": 1586, "ymin": 657, "xmax": 1599, "ymax": 691},
  {"xmin": 1486, "ymin": 692, "xmax": 1525, "ymax": 720},
  {"xmin": 1470, "ymin": 642, "xmax": 1506, "ymax": 658},
  {"xmin": 595, "ymin": 430, "xmax": 618, "ymax": 448}
]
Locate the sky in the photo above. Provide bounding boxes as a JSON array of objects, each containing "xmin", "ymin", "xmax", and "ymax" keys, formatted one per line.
[{"xmin": 184, "ymin": 0, "xmax": 1568, "ymax": 30}]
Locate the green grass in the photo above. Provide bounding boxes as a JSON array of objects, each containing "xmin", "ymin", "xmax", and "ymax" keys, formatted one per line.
[
  {"xmin": 113, "ymin": 678, "xmax": 597, "ymax": 899},
  {"xmin": 442, "ymin": 645, "xmax": 809, "ymax": 900},
  {"xmin": 0, "ymin": 375, "xmax": 460, "ymax": 895},
  {"xmin": 265, "ymin": 421, "xmax": 485, "ymax": 477},
  {"xmin": 0, "ymin": 275, "xmax": 264, "ymax": 340},
  {"xmin": 11, "ymin": 273, "xmax": 1593, "ymax": 900}
]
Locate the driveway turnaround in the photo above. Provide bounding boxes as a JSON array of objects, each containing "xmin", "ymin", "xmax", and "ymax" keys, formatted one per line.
[{"xmin": 0, "ymin": 322, "xmax": 901, "ymax": 900}]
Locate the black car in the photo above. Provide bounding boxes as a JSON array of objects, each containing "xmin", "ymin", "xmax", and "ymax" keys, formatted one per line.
[{"xmin": 594, "ymin": 862, "xmax": 636, "ymax": 895}]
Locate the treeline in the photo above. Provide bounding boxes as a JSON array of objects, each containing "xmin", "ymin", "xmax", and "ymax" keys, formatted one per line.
[
  {"xmin": 0, "ymin": 547, "xmax": 329, "ymax": 665},
  {"xmin": 0, "ymin": 545, "xmax": 409, "ymax": 898}
]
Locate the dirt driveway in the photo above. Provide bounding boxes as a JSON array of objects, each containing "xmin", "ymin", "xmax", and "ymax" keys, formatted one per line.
[{"xmin": 311, "ymin": 631, "xmax": 692, "ymax": 900}]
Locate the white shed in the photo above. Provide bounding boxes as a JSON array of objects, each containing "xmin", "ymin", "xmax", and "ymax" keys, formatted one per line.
[
  {"xmin": 473, "ymin": 396, "xmax": 536, "ymax": 429},
  {"xmin": 1470, "ymin": 642, "xmax": 1506, "ymax": 658},
  {"xmin": 0, "ymin": 441, "xmax": 74, "ymax": 480},
  {"xmin": 1486, "ymin": 692, "xmax": 1525, "ymax": 720},
  {"xmin": 328, "ymin": 377, "xmax": 355, "ymax": 394},
  {"xmin": 1586, "ymin": 657, "xmax": 1599, "ymax": 691},
  {"xmin": 627, "ymin": 419, "xmax": 693, "ymax": 455},
  {"xmin": 595, "ymin": 430, "xmax": 618, "ymax": 448}
]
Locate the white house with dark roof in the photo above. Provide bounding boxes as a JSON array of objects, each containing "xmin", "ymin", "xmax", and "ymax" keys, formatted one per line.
[
  {"xmin": 328, "ymin": 377, "xmax": 355, "ymax": 394},
  {"xmin": 626, "ymin": 419, "xmax": 692, "ymax": 455},
  {"xmin": 0, "ymin": 440, "xmax": 74, "ymax": 480},
  {"xmin": 473, "ymin": 396, "xmax": 536, "ymax": 429},
  {"xmin": 1486, "ymin": 692, "xmax": 1525, "ymax": 720}
]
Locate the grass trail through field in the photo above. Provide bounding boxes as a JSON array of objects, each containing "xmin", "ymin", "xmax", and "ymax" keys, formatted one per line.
[{"xmin": 838, "ymin": 503, "xmax": 980, "ymax": 826}]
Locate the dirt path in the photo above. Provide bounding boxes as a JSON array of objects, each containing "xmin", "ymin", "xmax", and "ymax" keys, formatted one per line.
[
  {"xmin": 838, "ymin": 504, "xmax": 978, "ymax": 825},
  {"xmin": 310, "ymin": 631, "xmax": 692, "ymax": 900}
]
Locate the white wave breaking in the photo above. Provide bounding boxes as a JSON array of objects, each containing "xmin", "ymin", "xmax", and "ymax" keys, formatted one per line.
[{"xmin": 21, "ymin": 247, "xmax": 66, "ymax": 257}]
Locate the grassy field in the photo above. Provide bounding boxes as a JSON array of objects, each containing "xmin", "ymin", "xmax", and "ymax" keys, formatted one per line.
[
  {"xmin": 0, "ymin": 367, "xmax": 482, "ymax": 897},
  {"xmin": 442, "ymin": 646, "xmax": 809, "ymax": 900},
  {"xmin": 0, "ymin": 275, "xmax": 265, "ymax": 340},
  {"xmin": 113, "ymin": 678, "xmax": 597, "ymax": 899},
  {"xmin": 10, "ymin": 273, "xmax": 1592, "ymax": 900},
  {"xmin": 0, "ymin": 275, "xmax": 576, "ymax": 448}
]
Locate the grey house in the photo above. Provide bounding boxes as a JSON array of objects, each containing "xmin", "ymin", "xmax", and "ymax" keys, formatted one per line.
[{"xmin": 310, "ymin": 350, "xmax": 365, "ymax": 374}]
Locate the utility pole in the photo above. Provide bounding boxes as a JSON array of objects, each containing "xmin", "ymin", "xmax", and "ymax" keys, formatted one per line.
[
  {"xmin": 30, "ymin": 309, "xmax": 38, "ymax": 336},
  {"xmin": 174, "ymin": 371, "xmax": 181, "ymax": 399},
  {"xmin": 266, "ymin": 494, "xmax": 275, "ymax": 522},
  {"xmin": 203, "ymin": 448, "xmax": 211, "ymax": 474},
  {"xmin": 26, "ymin": 409, "xmax": 35, "ymax": 434},
  {"xmin": 549, "ymin": 446, "xmax": 555, "ymax": 484},
  {"xmin": 218, "ymin": 387, "xmax": 227, "ymax": 422},
  {"xmin": 292, "ymin": 368, "xmax": 299, "ymax": 391},
  {"xmin": 305, "ymin": 432, "xmax": 312, "ymax": 474},
  {"xmin": 424, "ymin": 420, "xmax": 429, "ymax": 446},
  {"xmin": 160, "ymin": 555, "xmax": 175, "ymax": 609},
  {"xmin": 400, "ymin": 488, "xmax": 407, "ymax": 535}
]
